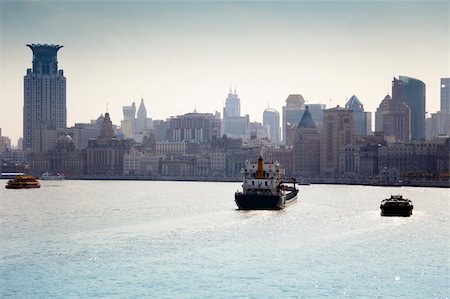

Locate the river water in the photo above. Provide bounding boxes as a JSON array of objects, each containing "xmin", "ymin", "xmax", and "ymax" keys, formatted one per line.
[{"xmin": 1, "ymin": 180, "xmax": 448, "ymax": 298}]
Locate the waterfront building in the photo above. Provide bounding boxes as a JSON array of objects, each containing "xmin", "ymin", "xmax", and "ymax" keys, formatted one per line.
[
  {"xmin": 263, "ymin": 108, "xmax": 280, "ymax": 145},
  {"xmin": 378, "ymin": 136, "xmax": 449, "ymax": 179},
  {"xmin": 123, "ymin": 147, "xmax": 160, "ymax": 176},
  {"xmin": 161, "ymin": 155, "xmax": 196, "ymax": 177},
  {"xmin": 86, "ymin": 113, "xmax": 133, "ymax": 176},
  {"xmin": 169, "ymin": 111, "xmax": 221, "ymax": 143},
  {"xmin": 29, "ymin": 135, "xmax": 85, "ymax": 177},
  {"xmin": 24, "ymin": 44, "xmax": 66, "ymax": 151},
  {"xmin": 345, "ymin": 95, "xmax": 371, "ymax": 136},
  {"xmin": 292, "ymin": 106, "xmax": 320, "ymax": 178},
  {"xmin": 320, "ymin": 106, "xmax": 356, "ymax": 177},
  {"xmin": 282, "ymin": 94, "xmax": 305, "ymax": 144},
  {"xmin": 398, "ymin": 76, "xmax": 426, "ymax": 140}
]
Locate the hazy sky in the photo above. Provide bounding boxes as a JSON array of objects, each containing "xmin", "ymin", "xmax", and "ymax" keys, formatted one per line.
[{"xmin": 0, "ymin": 0, "xmax": 448, "ymax": 143}]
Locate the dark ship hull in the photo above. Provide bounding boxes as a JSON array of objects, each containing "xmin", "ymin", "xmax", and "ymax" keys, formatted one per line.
[
  {"xmin": 380, "ymin": 205, "xmax": 413, "ymax": 217},
  {"xmin": 235, "ymin": 189, "xmax": 298, "ymax": 210},
  {"xmin": 380, "ymin": 195, "xmax": 413, "ymax": 217}
]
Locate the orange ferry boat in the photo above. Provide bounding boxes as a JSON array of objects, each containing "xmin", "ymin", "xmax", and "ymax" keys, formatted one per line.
[{"xmin": 5, "ymin": 175, "xmax": 41, "ymax": 189}]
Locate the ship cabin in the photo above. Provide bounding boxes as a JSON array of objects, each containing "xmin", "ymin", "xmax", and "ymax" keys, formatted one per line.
[{"xmin": 241, "ymin": 156, "xmax": 284, "ymax": 194}]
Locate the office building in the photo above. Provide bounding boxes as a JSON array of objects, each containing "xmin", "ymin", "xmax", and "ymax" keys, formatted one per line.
[
  {"xmin": 398, "ymin": 76, "xmax": 426, "ymax": 140},
  {"xmin": 282, "ymin": 94, "xmax": 305, "ymax": 144},
  {"xmin": 263, "ymin": 108, "xmax": 280, "ymax": 145},
  {"xmin": 320, "ymin": 106, "xmax": 356, "ymax": 177},
  {"xmin": 345, "ymin": 95, "xmax": 370, "ymax": 136},
  {"xmin": 441, "ymin": 78, "xmax": 450, "ymax": 114},
  {"xmin": 24, "ymin": 44, "xmax": 66, "ymax": 151},
  {"xmin": 292, "ymin": 106, "xmax": 320, "ymax": 178}
]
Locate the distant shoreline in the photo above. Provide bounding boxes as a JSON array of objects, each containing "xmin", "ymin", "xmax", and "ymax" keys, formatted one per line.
[{"xmin": 57, "ymin": 176, "xmax": 450, "ymax": 188}]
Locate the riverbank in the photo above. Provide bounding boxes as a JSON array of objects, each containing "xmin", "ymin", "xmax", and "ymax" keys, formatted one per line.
[{"xmin": 61, "ymin": 175, "xmax": 449, "ymax": 188}]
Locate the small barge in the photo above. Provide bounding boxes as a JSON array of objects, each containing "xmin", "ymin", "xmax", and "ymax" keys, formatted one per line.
[{"xmin": 380, "ymin": 195, "xmax": 413, "ymax": 217}]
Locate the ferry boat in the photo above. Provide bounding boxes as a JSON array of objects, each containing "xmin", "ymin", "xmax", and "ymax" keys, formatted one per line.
[
  {"xmin": 5, "ymin": 175, "xmax": 41, "ymax": 189},
  {"xmin": 40, "ymin": 172, "xmax": 65, "ymax": 180},
  {"xmin": 235, "ymin": 156, "xmax": 298, "ymax": 210},
  {"xmin": 380, "ymin": 195, "xmax": 413, "ymax": 217}
]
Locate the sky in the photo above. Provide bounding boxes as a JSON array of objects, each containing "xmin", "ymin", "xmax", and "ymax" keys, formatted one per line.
[{"xmin": 0, "ymin": 0, "xmax": 448, "ymax": 143}]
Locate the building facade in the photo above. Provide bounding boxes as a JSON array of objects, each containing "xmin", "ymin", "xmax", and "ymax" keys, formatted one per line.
[
  {"xmin": 292, "ymin": 106, "xmax": 320, "ymax": 178},
  {"xmin": 398, "ymin": 76, "xmax": 426, "ymax": 140},
  {"xmin": 169, "ymin": 111, "xmax": 221, "ymax": 143},
  {"xmin": 441, "ymin": 78, "xmax": 450, "ymax": 114},
  {"xmin": 282, "ymin": 94, "xmax": 305, "ymax": 144},
  {"xmin": 24, "ymin": 44, "xmax": 66, "ymax": 151},
  {"xmin": 263, "ymin": 108, "xmax": 280, "ymax": 145},
  {"xmin": 320, "ymin": 106, "xmax": 356, "ymax": 177},
  {"xmin": 345, "ymin": 95, "xmax": 370, "ymax": 136},
  {"xmin": 86, "ymin": 113, "xmax": 133, "ymax": 176}
]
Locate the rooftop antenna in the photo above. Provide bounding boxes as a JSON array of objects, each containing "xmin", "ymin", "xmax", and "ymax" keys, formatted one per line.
[
  {"xmin": 229, "ymin": 83, "xmax": 232, "ymax": 94},
  {"xmin": 106, "ymin": 102, "xmax": 109, "ymax": 113},
  {"xmin": 267, "ymin": 100, "xmax": 270, "ymax": 109}
]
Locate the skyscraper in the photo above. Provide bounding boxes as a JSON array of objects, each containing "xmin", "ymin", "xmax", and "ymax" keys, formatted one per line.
[
  {"xmin": 375, "ymin": 78, "xmax": 411, "ymax": 142},
  {"xmin": 345, "ymin": 95, "xmax": 369, "ymax": 136},
  {"xmin": 24, "ymin": 44, "xmax": 66, "ymax": 151},
  {"xmin": 223, "ymin": 89, "xmax": 249, "ymax": 138},
  {"xmin": 320, "ymin": 106, "xmax": 356, "ymax": 177},
  {"xmin": 263, "ymin": 108, "xmax": 280, "ymax": 145},
  {"xmin": 293, "ymin": 106, "xmax": 320, "ymax": 177},
  {"xmin": 441, "ymin": 78, "xmax": 450, "ymax": 114},
  {"xmin": 121, "ymin": 102, "xmax": 136, "ymax": 139},
  {"xmin": 282, "ymin": 94, "xmax": 305, "ymax": 144},
  {"xmin": 398, "ymin": 76, "xmax": 426, "ymax": 140},
  {"xmin": 136, "ymin": 98, "xmax": 148, "ymax": 131},
  {"xmin": 224, "ymin": 89, "xmax": 240, "ymax": 118}
]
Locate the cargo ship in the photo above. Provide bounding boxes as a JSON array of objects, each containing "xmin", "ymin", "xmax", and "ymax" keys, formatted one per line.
[{"xmin": 235, "ymin": 156, "xmax": 298, "ymax": 210}]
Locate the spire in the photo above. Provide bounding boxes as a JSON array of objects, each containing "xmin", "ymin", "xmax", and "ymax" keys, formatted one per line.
[{"xmin": 297, "ymin": 106, "xmax": 316, "ymax": 129}]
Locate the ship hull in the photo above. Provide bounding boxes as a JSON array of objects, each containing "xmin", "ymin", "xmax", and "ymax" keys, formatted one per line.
[
  {"xmin": 235, "ymin": 190, "xmax": 298, "ymax": 210},
  {"xmin": 380, "ymin": 206, "xmax": 413, "ymax": 217}
]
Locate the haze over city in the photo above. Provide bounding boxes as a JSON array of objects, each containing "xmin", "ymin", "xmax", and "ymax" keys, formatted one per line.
[{"xmin": 0, "ymin": 0, "xmax": 448, "ymax": 143}]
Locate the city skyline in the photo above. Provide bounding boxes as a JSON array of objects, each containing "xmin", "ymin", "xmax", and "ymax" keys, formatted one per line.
[{"xmin": 1, "ymin": 1, "xmax": 448, "ymax": 143}]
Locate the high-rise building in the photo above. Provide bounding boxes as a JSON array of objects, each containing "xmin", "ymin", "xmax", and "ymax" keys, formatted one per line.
[
  {"xmin": 441, "ymin": 78, "xmax": 450, "ymax": 114},
  {"xmin": 292, "ymin": 106, "xmax": 320, "ymax": 178},
  {"xmin": 398, "ymin": 76, "xmax": 426, "ymax": 140},
  {"xmin": 320, "ymin": 106, "xmax": 356, "ymax": 177},
  {"xmin": 306, "ymin": 103, "xmax": 326, "ymax": 128},
  {"xmin": 121, "ymin": 102, "xmax": 136, "ymax": 139},
  {"xmin": 136, "ymin": 98, "xmax": 150, "ymax": 131},
  {"xmin": 345, "ymin": 95, "xmax": 370, "ymax": 136},
  {"xmin": 223, "ymin": 89, "xmax": 249, "ymax": 138},
  {"xmin": 263, "ymin": 108, "xmax": 280, "ymax": 145},
  {"xmin": 375, "ymin": 78, "xmax": 411, "ymax": 142},
  {"xmin": 169, "ymin": 111, "xmax": 221, "ymax": 143},
  {"xmin": 282, "ymin": 94, "xmax": 305, "ymax": 144},
  {"xmin": 24, "ymin": 44, "xmax": 66, "ymax": 151},
  {"xmin": 224, "ymin": 89, "xmax": 240, "ymax": 118}
]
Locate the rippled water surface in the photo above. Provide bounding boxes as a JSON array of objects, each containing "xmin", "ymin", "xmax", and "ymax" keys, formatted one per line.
[{"xmin": 1, "ymin": 180, "xmax": 449, "ymax": 298}]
